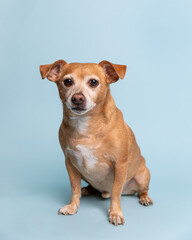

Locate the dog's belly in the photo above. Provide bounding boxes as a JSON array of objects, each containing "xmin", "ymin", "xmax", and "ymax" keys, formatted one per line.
[{"xmin": 67, "ymin": 145, "xmax": 114, "ymax": 193}]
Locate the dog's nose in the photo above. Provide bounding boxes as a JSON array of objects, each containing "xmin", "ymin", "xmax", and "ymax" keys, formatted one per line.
[{"xmin": 71, "ymin": 93, "xmax": 85, "ymax": 105}]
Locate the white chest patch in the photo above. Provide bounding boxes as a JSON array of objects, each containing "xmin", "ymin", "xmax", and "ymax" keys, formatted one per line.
[
  {"xmin": 70, "ymin": 116, "xmax": 89, "ymax": 133},
  {"xmin": 67, "ymin": 145, "xmax": 98, "ymax": 169},
  {"xmin": 67, "ymin": 145, "xmax": 114, "ymax": 193}
]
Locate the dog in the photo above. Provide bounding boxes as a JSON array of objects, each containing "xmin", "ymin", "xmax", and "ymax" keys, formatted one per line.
[{"xmin": 39, "ymin": 59, "xmax": 153, "ymax": 226}]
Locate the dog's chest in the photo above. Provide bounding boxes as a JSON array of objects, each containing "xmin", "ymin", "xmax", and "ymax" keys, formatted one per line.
[{"xmin": 67, "ymin": 145, "xmax": 113, "ymax": 192}]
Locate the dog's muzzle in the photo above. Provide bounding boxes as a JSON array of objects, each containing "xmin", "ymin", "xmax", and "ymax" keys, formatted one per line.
[{"xmin": 71, "ymin": 93, "xmax": 86, "ymax": 112}]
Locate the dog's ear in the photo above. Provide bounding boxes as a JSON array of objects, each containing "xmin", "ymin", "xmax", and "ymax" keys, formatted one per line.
[
  {"xmin": 99, "ymin": 60, "xmax": 127, "ymax": 84},
  {"xmin": 39, "ymin": 60, "xmax": 67, "ymax": 82}
]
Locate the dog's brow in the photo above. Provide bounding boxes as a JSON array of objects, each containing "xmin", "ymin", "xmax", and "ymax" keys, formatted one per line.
[
  {"xmin": 63, "ymin": 73, "xmax": 76, "ymax": 80},
  {"xmin": 84, "ymin": 75, "xmax": 100, "ymax": 81}
]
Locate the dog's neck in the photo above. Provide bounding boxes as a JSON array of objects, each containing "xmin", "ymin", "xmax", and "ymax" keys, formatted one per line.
[{"xmin": 62, "ymin": 90, "xmax": 116, "ymax": 135}]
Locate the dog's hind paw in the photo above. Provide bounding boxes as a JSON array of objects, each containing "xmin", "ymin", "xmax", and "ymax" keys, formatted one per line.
[
  {"xmin": 81, "ymin": 185, "xmax": 95, "ymax": 197},
  {"xmin": 139, "ymin": 194, "xmax": 153, "ymax": 206}
]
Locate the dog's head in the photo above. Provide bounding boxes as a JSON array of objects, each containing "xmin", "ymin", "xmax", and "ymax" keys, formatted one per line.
[{"xmin": 40, "ymin": 60, "xmax": 127, "ymax": 116}]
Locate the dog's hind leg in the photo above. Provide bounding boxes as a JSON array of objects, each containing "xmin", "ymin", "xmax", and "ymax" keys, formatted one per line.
[{"xmin": 134, "ymin": 157, "xmax": 153, "ymax": 206}]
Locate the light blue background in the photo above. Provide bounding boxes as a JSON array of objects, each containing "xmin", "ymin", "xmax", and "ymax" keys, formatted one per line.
[{"xmin": 0, "ymin": 0, "xmax": 192, "ymax": 239}]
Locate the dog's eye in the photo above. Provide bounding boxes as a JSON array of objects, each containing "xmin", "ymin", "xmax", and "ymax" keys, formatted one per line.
[
  {"xmin": 64, "ymin": 78, "xmax": 73, "ymax": 87},
  {"xmin": 89, "ymin": 79, "xmax": 99, "ymax": 88}
]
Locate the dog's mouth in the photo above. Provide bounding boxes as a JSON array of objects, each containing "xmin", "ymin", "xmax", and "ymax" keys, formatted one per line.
[
  {"xmin": 71, "ymin": 106, "xmax": 88, "ymax": 115},
  {"xmin": 72, "ymin": 107, "xmax": 86, "ymax": 112}
]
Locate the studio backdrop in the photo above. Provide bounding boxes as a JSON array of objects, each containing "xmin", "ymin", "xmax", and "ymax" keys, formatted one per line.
[{"xmin": 0, "ymin": 0, "xmax": 192, "ymax": 240}]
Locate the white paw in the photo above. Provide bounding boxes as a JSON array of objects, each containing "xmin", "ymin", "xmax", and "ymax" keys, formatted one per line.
[
  {"xmin": 102, "ymin": 191, "xmax": 110, "ymax": 199},
  {"xmin": 58, "ymin": 204, "xmax": 78, "ymax": 215}
]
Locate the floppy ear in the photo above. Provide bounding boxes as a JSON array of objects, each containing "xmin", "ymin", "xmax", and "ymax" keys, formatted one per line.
[
  {"xmin": 99, "ymin": 60, "xmax": 127, "ymax": 84},
  {"xmin": 39, "ymin": 60, "xmax": 67, "ymax": 82}
]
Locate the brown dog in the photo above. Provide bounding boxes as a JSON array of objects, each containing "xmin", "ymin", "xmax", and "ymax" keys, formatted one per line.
[{"xmin": 40, "ymin": 59, "xmax": 153, "ymax": 226}]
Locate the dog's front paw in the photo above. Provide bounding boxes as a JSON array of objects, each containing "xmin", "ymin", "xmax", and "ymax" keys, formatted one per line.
[
  {"xmin": 108, "ymin": 209, "xmax": 125, "ymax": 226},
  {"xmin": 58, "ymin": 204, "xmax": 78, "ymax": 215}
]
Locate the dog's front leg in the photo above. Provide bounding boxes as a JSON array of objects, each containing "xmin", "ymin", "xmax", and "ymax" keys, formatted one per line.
[
  {"xmin": 109, "ymin": 164, "xmax": 127, "ymax": 226},
  {"xmin": 58, "ymin": 157, "xmax": 81, "ymax": 215}
]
